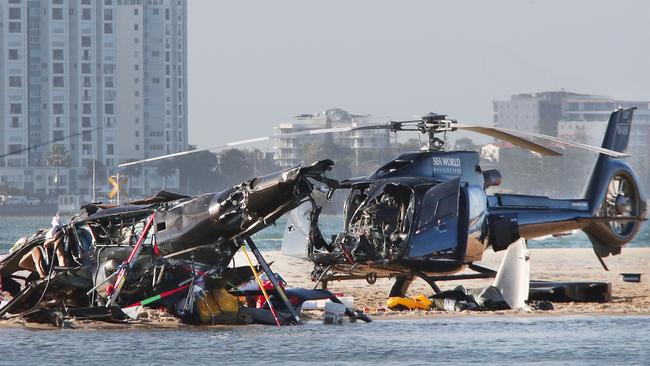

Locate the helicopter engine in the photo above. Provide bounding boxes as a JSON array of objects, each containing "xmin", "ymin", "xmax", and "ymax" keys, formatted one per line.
[{"xmin": 338, "ymin": 184, "xmax": 412, "ymax": 262}]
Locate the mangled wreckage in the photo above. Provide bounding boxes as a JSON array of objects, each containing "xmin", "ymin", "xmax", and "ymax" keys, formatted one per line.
[{"xmin": 0, "ymin": 160, "xmax": 369, "ymax": 326}]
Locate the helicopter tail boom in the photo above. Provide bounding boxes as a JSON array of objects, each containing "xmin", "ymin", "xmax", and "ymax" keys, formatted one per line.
[{"xmin": 488, "ymin": 108, "xmax": 646, "ymax": 258}]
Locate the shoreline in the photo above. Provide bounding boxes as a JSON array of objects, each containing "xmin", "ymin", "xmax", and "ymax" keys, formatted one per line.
[{"xmin": 2, "ymin": 311, "xmax": 650, "ymax": 331}]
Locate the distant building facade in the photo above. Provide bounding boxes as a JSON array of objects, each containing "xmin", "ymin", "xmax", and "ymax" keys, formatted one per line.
[
  {"xmin": 493, "ymin": 91, "xmax": 577, "ymax": 136},
  {"xmin": 115, "ymin": 0, "xmax": 187, "ymax": 195},
  {"xmin": 0, "ymin": 0, "xmax": 187, "ymax": 198},
  {"xmin": 493, "ymin": 91, "xmax": 650, "ymax": 193},
  {"xmin": 494, "ymin": 91, "xmax": 650, "ymax": 142},
  {"xmin": 273, "ymin": 108, "xmax": 392, "ymax": 168}
]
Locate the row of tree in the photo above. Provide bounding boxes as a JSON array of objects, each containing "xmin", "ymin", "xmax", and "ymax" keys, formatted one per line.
[
  {"xmin": 152, "ymin": 137, "xmax": 430, "ymax": 195},
  {"xmin": 1, "ymin": 136, "xmax": 474, "ymax": 198},
  {"xmin": 9, "ymin": 135, "xmax": 623, "ymax": 200}
]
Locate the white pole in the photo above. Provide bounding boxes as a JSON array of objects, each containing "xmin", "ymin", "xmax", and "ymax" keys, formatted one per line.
[
  {"xmin": 92, "ymin": 126, "xmax": 97, "ymax": 203},
  {"xmin": 92, "ymin": 157, "xmax": 96, "ymax": 202}
]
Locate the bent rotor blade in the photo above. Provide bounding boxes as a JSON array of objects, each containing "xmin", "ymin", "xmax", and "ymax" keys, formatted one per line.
[
  {"xmin": 456, "ymin": 124, "xmax": 629, "ymax": 158},
  {"xmin": 454, "ymin": 124, "xmax": 561, "ymax": 156},
  {"xmin": 118, "ymin": 126, "xmax": 354, "ymax": 167}
]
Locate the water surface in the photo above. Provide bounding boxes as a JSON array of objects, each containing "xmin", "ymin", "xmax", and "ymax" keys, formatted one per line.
[{"xmin": 0, "ymin": 316, "xmax": 647, "ymax": 365}]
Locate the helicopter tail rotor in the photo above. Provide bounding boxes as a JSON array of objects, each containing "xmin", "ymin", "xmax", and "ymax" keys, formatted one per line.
[{"xmin": 581, "ymin": 108, "xmax": 647, "ymax": 258}]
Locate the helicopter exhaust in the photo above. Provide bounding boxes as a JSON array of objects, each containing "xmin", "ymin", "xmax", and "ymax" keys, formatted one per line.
[{"xmin": 581, "ymin": 107, "xmax": 647, "ymax": 257}]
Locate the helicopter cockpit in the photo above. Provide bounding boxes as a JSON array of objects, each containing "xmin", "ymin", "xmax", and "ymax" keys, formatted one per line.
[{"xmin": 282, "ymin": 150, "xmax": 495, "ymax": 275}]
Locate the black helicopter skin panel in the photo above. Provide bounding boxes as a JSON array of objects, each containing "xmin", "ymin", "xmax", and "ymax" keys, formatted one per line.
[
  {"xmin": 154, "ymin": 164, "xmax": 322, "ymax": 257},
  {"xmin": 85, "ymin": 204, "xmax": 153, "ymax": 219},
  {"xmin": 485, "ymin": 195, "xmax": 593, "ymax": 248},
  {"xmin": 490, "ymin": 195, "xmax": 590, "ymax": 211},
  {"xmin": 154, "ymin": 190, "xmax": 238, "ymax": 256}
]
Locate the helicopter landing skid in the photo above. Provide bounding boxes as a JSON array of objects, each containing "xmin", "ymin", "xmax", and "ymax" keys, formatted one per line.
[
  {"xmin": 314, "ymin": 263, "xmax": 497, "ymax": 297},
  {"xmin": 391, "ymin": 268, "xmax": 497, "ymax": 296}
]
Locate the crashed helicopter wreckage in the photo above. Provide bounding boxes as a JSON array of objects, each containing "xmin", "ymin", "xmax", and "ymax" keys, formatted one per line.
[
  {"xmin": 1, "ymin": 107, "xmax": 645, "ymax": 325},
  {"xmin": 0, "ymin": 161, "xmax": 370, "ymax": 326}
]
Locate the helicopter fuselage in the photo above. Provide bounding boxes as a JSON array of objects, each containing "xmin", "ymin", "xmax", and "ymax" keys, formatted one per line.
[{"xmin": 304, "ymin": 145, "xmax": 643, "ymax": 287}]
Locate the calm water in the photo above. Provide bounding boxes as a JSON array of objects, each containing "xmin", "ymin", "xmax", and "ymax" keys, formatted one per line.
[
  {"xmin": 1, "ymin": 215, "xmax": 649, "ymax": 254},
  {"xmin": 0, "ymin": 316, "xmax": 648, "ymax": 365}
]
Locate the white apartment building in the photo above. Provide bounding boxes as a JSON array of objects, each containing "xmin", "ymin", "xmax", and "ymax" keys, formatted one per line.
[
  {"xmin": 0, "ymin": 0, "xmax": 187, "ymax": 198},
  {"xmin": 115, "ymin": 0, "xmax": 187, "ymax": 195},
  {"xmin": 273, "ymin": 108, "xmax": 392, "ymax": 168}
]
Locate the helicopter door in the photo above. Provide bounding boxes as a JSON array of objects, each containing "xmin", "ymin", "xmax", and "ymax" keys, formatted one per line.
[{"xmin": 407, "ymin": 178, "xmax": 462, "ymax": 259}]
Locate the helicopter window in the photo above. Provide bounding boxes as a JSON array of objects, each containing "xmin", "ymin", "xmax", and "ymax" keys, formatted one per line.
[
  {"xmin": 401, "ymin": 195, "xmax": 415, "ymax": 234},
  {"xmin": 157, "ymin": 222, "xmax": 166, "ymax": 231},
  {"xmin": 375, "ymin": 160, "xmax": 412, "ymax": 176},
  {"xmin": 467, "ymin": 186, "xmax": 487, "ymax": 222},
  {"xmin": 418, "ymin": 179, "xmax": 460, "ymax": 230},
  {"xmin": 436, "ymin": 194, "xmax": 457, "ymax": 219},
  {"xmin": 76, "ymin": 225, "xmax": 94, "ymax": 253}
]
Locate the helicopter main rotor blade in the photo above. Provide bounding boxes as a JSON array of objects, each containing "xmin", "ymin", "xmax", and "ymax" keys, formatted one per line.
[
  {"xmin": 350, "ymin": 121, "xmax": 419, "ymax": 131},
  {"xmin": 118, "ymin": 126, "xmax": 353, "ymax": 168},
  {"xmin": 455, "ymin": 124, "xmax": 629, "ymax": 158},
  {"xmin": 118, "ymin": 117, "xmax": 627, "ymax": 168},
  {"xmin": 453, "ymin": 124, "xmax": 561, "ymax": 156}
]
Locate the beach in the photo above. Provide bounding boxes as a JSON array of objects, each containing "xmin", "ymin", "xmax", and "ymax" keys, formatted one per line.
[{"xmin": 243, "ymin": 248, "xmax": 650, "ymax": 316}]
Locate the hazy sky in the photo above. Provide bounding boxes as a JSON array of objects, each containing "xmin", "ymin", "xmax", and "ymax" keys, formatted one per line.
[{"xmin": 187, "ymin": 0, "xmax": 650, "ymax": 150}]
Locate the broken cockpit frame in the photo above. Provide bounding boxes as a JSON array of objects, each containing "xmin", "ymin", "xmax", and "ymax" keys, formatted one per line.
[{"xmin": 282, "ymin": 172, "xmax": 498, "ymax": 295}]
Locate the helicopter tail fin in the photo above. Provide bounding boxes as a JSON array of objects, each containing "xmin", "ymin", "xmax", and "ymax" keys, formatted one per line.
[
  {"xmin": 581, "ymin": 108, "xmax": 647, "ymax": 258},
  {"xmin": 601, "ymin": 107, "xmax": 635, "ymax": 153}
]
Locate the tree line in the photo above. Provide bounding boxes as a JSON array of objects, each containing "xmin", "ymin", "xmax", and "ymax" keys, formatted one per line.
[{"xmin": 7, "ymin": 135, "xmax": 633, "ymax": 200}]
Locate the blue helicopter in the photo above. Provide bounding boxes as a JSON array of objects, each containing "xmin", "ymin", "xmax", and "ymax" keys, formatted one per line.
[{"xmin": 280, "ymin": 108, "xmax": 646, "ymax": 297}]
